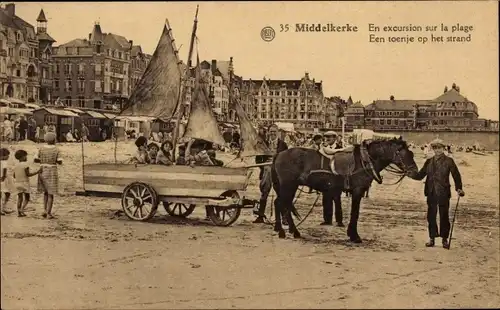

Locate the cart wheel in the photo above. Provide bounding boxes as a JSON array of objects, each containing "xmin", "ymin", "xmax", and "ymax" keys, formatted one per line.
[
  {"xmin": 163, "ymin": 202, "xmax": 196, "ymax": 217},
  {"xmin": 121, "ymin": 182, "xmax": 158, "ymax": 221},
  {"xmin": 206, "ymin": 190, "xmax": 241, "ymax": 227}
]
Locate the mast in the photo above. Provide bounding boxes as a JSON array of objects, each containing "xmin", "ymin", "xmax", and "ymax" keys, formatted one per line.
[{"xmin": 172, "ymin": 5, "xmax": 199, "ymax": 161}]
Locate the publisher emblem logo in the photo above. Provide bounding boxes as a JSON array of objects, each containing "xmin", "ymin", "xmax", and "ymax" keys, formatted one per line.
[{"xmin": 261, "ymin": 26, "xmax": 276, "ymax": 42}]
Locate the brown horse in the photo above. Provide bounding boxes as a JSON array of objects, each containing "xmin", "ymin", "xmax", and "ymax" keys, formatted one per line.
[{"xmin": 271, "ymin": 138, "xmax": 418, "ymax": 242}]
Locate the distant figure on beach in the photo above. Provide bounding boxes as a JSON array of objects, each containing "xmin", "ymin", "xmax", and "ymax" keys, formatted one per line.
[
  {"xmin": 412, "ymin": 138, "xmax": 465, "ymax": 249},
  {"xmin": 3, "ymin": 117, "xmax": 13, "ymax": 142},
  {"xmin": 65, "ymin": 131, "xmax": 76, "ymax": 142},
  {"xmin": 81, "ymin": 124, "xmax": 90, "ymax": 142}
]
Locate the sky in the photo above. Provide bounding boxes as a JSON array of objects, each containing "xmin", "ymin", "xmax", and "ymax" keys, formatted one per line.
[{"xmin": 12, "ymin": 1, "xmax": 499, "ymax": 120}]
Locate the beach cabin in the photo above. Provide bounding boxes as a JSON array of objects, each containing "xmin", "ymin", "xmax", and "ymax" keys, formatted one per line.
[
  {"xmin": 32, "ymin": 108, "xmax": 79, "ymax": 141},
  {"xmin": 114, "ymin": 116, "xmax": 156, "ymax": 139},
  {"xmin": 152, "ymin": 117, "xmax": 175, "ymax": 133},
  {"xmin": 79, "ymin": 110, "xmax": 108, "ymax": 141}
]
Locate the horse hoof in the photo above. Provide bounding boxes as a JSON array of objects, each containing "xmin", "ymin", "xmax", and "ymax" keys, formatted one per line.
[
  {"xmin": 273, "ymin": 226, "xmax": 280, "ymax": 232},
  {"xmin": 278, "ymin": 230, "xmax": 286, "ymax": 239},
  {"xmin": 350, "ymin": 238, "xmax": 362, "ymax": 244},
  {"xmin": 337, "ymin": 222, "xmax": 345, "ymax": 227},
  {"xmin": 293, "ymin": 231, "xmax": 302, "ymax": 239}
]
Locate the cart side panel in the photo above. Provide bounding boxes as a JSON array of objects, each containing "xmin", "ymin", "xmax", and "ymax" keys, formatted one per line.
[{"xmin": 82, "ymin": 164, "xmax": 250, "ymax": 198}]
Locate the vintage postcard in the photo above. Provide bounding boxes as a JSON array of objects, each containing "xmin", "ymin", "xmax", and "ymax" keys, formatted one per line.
[{"xmin": 1, "ymin": 1, "xmax": 498, "ymax": 309}]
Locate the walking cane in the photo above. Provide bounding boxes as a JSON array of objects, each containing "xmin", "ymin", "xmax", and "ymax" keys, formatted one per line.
[{"xmin": 447, "ymin": 195, "xmax": 462, "ymax": 250}]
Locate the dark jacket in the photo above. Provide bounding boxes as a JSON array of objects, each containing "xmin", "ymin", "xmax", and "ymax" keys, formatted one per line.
[
  {"xmin": 414, "ymin": 154, "xmax": 463, "ymax": 199},
  {"xmin": 257, "ymin": 138, "xmax": 288, "ymax": 163}
]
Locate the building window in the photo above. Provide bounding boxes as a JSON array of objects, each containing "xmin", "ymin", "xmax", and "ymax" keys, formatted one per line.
[
  {"xmin": 95, "ymin": 64, "xmax": 101, "ymax": 74},
  {"xmin": 54, "ymin": 80, "xmax": 59, "ymax": 89},
  {"xmin": 65, "ymin": 96, "xmax": 72, "ymax": 106},
  {"xmin": 78, "ymin": 63, "xmax": 85, "ymax": 75},
  {"xmin": 60, "ymin": 117, "xmax": 72, "ymax": 125},
  {"xmin": 95, "ymin": 80, "xmax": 102, "ymax": 92},
  {"xmin": 78, "ymin": 79, "xmax": 85, "ymax": 92},
  {"xmin": 45, "ymin": 115, "xmax": 57, "ymax": 124},
  {"xmin": 65, "ymin": 80, "xmax": 72, "ymax": 91},
  {"xmin": 78, "ymin": 96, "xmax": 85, "ymax": 107}
]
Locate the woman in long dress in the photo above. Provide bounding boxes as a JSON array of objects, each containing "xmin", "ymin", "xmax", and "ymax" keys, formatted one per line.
[{"xmin": 34, "ymin": 132, "xmax": 63, "ymax": 219}]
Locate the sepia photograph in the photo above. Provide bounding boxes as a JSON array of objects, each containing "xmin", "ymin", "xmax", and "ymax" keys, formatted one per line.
[{"xmin": 1, "ymin": 1, "xmax": 499, "ymax": 309}]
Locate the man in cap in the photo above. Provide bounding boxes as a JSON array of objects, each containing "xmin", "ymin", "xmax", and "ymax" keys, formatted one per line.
[
  {"xmin": 413, "ymin": 138, "xmax": 465, "ymax": 249},
  {"xmin": 319, "ymin": 131, "xmax": 348, "ymax": 226},
  {"xmin": 321, "ymin": 131, "xmax": 348, "ymax": 174},
  {"xmin": 253, "ymin": 123, "xmax": 288, "ymax": 224}
]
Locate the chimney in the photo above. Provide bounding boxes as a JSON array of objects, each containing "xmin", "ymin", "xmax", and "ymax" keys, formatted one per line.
[
  {"xmin": 211, "ymin": 59, "xmax": 217, "ymax": 72},
  {"xmin": 390, "ymin": 95, "xmax": 395, "ymax": 101},
  {"xmin": 88, "ymin": 33, "xmax": 91, "ymax": 41},
  {"xmin": 128, "ymin": 40, "xmax": 133, "ymax": 49},
  {"xmin": 6, "ymin": 3, "xmax": 15, "ymax": 16}
]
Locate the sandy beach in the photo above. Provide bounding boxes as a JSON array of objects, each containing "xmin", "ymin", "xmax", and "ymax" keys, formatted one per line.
[{"xmin": 1, "ymin": 140, "xmax": 499, "ymax": 309}]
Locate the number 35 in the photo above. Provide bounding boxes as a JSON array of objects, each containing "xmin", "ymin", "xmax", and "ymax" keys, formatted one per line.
[{"xmin": 280, "ymin": 24, "xmax": 290, "ymax": 32}]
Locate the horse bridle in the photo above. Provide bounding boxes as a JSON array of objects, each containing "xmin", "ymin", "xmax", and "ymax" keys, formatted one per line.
[{"xmin": 360, "ymin": 143, "xmax": 410, "ymax": 186}]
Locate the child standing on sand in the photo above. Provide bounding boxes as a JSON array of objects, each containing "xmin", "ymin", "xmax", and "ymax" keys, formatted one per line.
[
  {"xmin": 13, "ymin": 150, "xmax": 41, "ymax": 217},
  {"xmin": 0, "ymin": 148, "xmax": 14, "ymax": 215},
  {"xmin": 34, "ymin": 132, "xmax": 63, "ymax": 219}
]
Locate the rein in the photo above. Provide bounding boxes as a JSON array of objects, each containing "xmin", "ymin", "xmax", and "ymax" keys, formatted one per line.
[{"xmin": 360, "ymin": 142, "xmax": 409, "ymax": 186}]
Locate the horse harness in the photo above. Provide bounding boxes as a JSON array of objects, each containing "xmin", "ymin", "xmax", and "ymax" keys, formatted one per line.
[{"xmin": 307, "ymin": 141, "xmax": 407, "ymax": 187}]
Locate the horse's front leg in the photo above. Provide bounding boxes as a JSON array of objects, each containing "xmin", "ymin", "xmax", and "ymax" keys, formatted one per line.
[{"xmin": 347, "ymin": 187, "xmax": 364, "ymax": 243}]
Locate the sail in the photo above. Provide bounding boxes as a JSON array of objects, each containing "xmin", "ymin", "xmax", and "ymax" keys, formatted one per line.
[
  {"xmin": 233, "ymin": 95, "xmax": 273, "ymax": 157},
  {"xmin": 182, "ymin": 59, "xmax": 226, "ymax": 145},
  {"xmin": 120, "ymin": 22, "xmax": 182, "ymax": 118}
]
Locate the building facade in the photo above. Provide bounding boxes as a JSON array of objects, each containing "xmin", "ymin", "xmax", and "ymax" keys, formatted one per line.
[
  {"xmin": 241, "ymin": 72, "xmax": 325, "ymax": 129},
  {"xmin": 354, "ymin": 83, "xmax": 492, "ymax": 131},
  {"xmin": 182, "ymin": 57, "xmax": 234, "ymax": 123},
  {"xmin": 51, "ymin": 23, "xmax": 150, "ymax": 110},
  {"xmin": 36, "ymin": 9, "xmax": 56, "ymax": 104},
  {"xmin": 0, "ymin": 4, "xmax": 54, "ymax": 103}
]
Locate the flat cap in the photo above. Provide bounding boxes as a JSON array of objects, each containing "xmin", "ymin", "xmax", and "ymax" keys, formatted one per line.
[
  {"xmin": 430, "ymin": 138, "xmax": 445, "ymax": 147},
  {"xmin": 324, "ymin": 131, "xmax": 337, "ymax": 136}
]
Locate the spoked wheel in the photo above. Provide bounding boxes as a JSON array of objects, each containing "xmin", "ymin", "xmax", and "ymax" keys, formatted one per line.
[
  {"xmin": 206, "ymin": 190, "xmax": 241, "ymax": 227},
  {"xmin": 163, "ymin": 202, "xmax": 196, "ymax": 217},
  {"xmin": 121, "ymin": 182, "xmax": 158, "ymax": 221}
]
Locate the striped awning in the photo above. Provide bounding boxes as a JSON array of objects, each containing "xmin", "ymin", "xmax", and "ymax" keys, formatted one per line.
[{"xmin": 85, "ymin": 111, "xmax": 107, "ymax": 119}]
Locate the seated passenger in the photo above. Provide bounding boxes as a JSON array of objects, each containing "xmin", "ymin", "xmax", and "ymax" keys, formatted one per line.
[
  {"xmin": 147, "ymin": 143, "xmax": 159, "ymax": 163},
  {"xmin": 310, "ymin": 134, "xmax": 323, "ymax": 151},
  {"xmin": 156, "ymin": 141, "xmax": 174, "ymax": 165},
  {"xmin": 128, "ymin": 136, "xmax": 150, "ymax": 164},
  {"xmin": 176, "ymin": 144, "xmax": 187, "ymax": 165},
  {"xmin": 184, "ymin": 138, "xmax": 217, "ymax": 167}
]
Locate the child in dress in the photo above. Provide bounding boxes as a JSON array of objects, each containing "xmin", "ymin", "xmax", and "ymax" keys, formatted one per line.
[
  {"xmin": 13, "ymin": 150, "xmax": 41, "ymax": 217},
  {"xmin": 34, "ymin": 132, "xmax": 63, "ymax": 219},
  {"xmin": 0, "ymin": 148, "xmax": 14, "ymax": 215},
  {"xmin": 156, "ymin": 141, "xmax": 173, "ymax": 165}
]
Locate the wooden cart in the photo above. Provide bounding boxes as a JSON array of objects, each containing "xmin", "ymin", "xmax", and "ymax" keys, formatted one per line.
[{"xmin": 77, "ymin": 163, "xmax": 257, "ymax": 226}]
